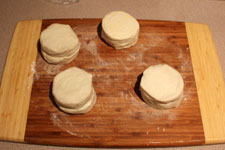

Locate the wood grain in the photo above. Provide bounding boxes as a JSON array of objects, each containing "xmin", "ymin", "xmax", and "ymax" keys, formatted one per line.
[
  {"xmin": 0, "ymin": 20, "xmax": 42, "ymax": 142},
  {"xmin": 185, "ymin": 23, "xmax": 225, "ymax": 144},
  {"xmin": 24, "ymin": 19, "xmax": 204, "ymax": 147}
]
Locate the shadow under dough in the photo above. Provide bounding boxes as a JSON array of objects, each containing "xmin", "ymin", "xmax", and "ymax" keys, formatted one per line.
[
  {"xmin": 134, "ymin": 73, "xmax": 145, "ymax": 103},
  {"xmin": 97, "ymin": 21, "xmax": 112, "ymax": 47}
]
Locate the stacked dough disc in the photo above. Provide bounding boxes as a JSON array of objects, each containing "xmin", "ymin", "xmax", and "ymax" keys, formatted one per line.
[
  {"xmin": 40, "ymin": 23, "xmax": 80, "ymax": 64},
  {"xmin": 101, "ymin": 11, "xmax": 140, "ymax": 49},
  {"xmin": 140, "ymin": 64, "xmax": 184, "ymax": 110},
  {"xmin": 52, "ymin": 67, "xmax": 96, "ymax": 114}
]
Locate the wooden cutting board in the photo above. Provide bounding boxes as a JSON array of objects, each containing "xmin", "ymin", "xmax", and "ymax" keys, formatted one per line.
[{"xmin": 0, "ymin": 19, "xmax": 225, "ymax": 147}]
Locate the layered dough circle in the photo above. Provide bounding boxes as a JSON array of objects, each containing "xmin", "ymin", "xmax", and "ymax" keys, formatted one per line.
[
  {"xmin": 40, "ymin": 23, "xmax": 80, "ymax": 64},
  {"xmin": 101, "ymin": 11, "xmax": 140, "ymax": 49},
  {"xmin": 140, "ymin": 64, "xmax": 184, "ymax": 109},
  {"xmin": 52, "ymin": 67, "xmax": 96, "ymax": 114}
]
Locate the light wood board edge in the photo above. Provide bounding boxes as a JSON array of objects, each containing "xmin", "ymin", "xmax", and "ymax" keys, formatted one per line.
[
  {"xmin": 185, "ymin": 23, "xmax": 225, "ymax": 144},
  {"xmin": 0, "ymin": 20, "xmax": 42, "ymax": 142}
]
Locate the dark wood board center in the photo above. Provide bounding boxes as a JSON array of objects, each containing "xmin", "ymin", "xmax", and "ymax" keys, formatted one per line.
[{"xmin": 25, "ymin": 19, "xmax": 204, "ymax": 147}]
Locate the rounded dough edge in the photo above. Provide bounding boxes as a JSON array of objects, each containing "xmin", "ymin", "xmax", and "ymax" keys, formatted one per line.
[
  {"xmin": 52, "ymin": 67, "xmax": 93, "ymax": 109},
  {"xmin": 59, "ymin": 90, "xmax": 97, "ymax": 114},
  {"xmin": 102, "ymin": 11, "xmax": 139, "ymax": 40},
  {"xmin": 41, "ymin": 44, "xmax": 80, "ymax": 64},
  {"xmin": 140, "ymin": 64, "xmax": 184, "ymax": 103},
  {"xmin": 141, "ymin": 88, "xmax": 183, "ymax": 109},
  {"xmin": 101, "ymin": 28, "xmax": 139, "ymax": 49},
  {"xmin": 40, "ymin": 23, "xmax": 80, "ymax": 55}
]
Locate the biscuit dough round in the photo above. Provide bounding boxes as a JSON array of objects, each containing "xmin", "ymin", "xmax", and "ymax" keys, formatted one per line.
[
  {"xmin": 40, "ymin": 23, "xmax": 80, "ymax": 64},
  {"xmin": 101, "ymin": 11, "xmax": 139, "ymax": 49},
  {"xmin": 41, "ymin": 47, "xmax": 79, "ymax": 64},
  {"xmin": 140, "ymin": 64, "xmax": 184, "ymax": 109},
  {"xmin": 52, "ymin": 67, "xmax": 93, "ymax": 109},
  {"xmin": 141, "ymin": 88, "xmax": 183, "ymax": 110},
  {"xmin": 40, "ymin": 23, "xmax": 80, "ymax": 55},
  {"xmin": 59, "ymin": 91, "xmax": 96, "ymax": 114}
]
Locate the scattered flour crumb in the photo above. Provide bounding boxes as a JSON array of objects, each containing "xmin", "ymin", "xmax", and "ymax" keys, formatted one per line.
[
  {"xmin": 178, "ymin": 53, "xmax": 183, "ymax": 59},
  {"xmin": 181, "ymin": 60, "xmax": 189, "ymax": 72},
  {"xmin": 50, "ymin": 113, "xmax": 91, "ymax": 138},
  {"xmin": 30, "ymin": 61, "xmax": 40, "ymax": 82},
  {"xmin": 43, "ymin": 64, "xmax": 63, "ymax": 75},
  {"xmin": 149, "ymin": 141, "xmax": 160, "ymax": 144},
  {"xmin": 30, "ymin": 61, "xmax": 36, "ymax": 74}
]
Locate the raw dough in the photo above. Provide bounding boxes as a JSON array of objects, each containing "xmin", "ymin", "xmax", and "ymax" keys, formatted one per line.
[
  {"xmin": 52, "ymin": 67, "xmax": 96, "ymax": 112},
  {"xmin": 40, "ymin": 23, "xmax": 80, "ymax": 64},
  {"xmin": 59, "ymin": 90, "xmax": 96, "ymax": 114},
  {"xmin": 41, "ymin": 47, "xmax": 79, "ymax": 64},
  {"xmin": 101, "ymin": 11, "xmax": 139, "ymax": 49},
  {"xmin": 40, "ymin": 23, "xmax": 80, "ymax": 55},
  {"xmin": 140, "ymin": 64, "xmax": 184, "ymax": 109},
  {"xmin": 140, "ymin": 88, "xmax": 183, "ymax": 109}
]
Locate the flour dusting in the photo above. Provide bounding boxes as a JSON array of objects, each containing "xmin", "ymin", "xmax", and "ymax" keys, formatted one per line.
[
  {"xmin": 50, "ymin": 113, "xmax": 91, "ymax": 138},
  {"xmin": 30, "ymin": 61, "xmax": 40, "ymax": 82},
  {"xmin": 178, "ymin": 52, "xmax": 183, "ymax": 59},
  {"xmin": 43, "ymin": 64, "xmax": 63, "ymax": 75},
  {"xmin": 116, "ymin": 52, "xmax": 147, "ymax": 72},
  {"xmin": 181, "ymin": 60, "xmax": 190, "ymax": 72},
  {"xmin": 31, "ymin": 61, "xmax": 36, "ymax": 74},
  {"xmin": 182, "ymin": 86, "xmax": 194, "ymax": 102},
  {"xmin": 27, "ymin": 61, "xmax": 36, "ymax": 89},
  {"xmin": 150, "ymin": 110, "xmax": 178, "ymax": 121},
  {"xmin": 129, "ymin": 92, "xmax": 147, "ymax": 109},
  {"xmin": 186, "ymin": 47, "xmax": 189, "ymax": 51},
  {"xmin": 81, "ymin": 34, "xmax": 110, "ymax": 67},
  {"xmin": 73, "ymin": 25, "xmax": 98, "ymax": 32},
  {"xmin": 147, "ymin": 141, "xmax": 160, "ymax": 145}
]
